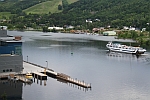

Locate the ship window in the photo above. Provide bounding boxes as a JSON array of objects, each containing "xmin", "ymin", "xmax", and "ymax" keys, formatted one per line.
[
  {"xmin": 3, "ymin": 70, "xmax": 5, "ymax": 72},
  {"xmin": 10, "ymin": 69, "xmax": 12, "ymax": 72},
  {"xmin": 6, "ymin": 69, "xmax": 9, "ymax": 72}
]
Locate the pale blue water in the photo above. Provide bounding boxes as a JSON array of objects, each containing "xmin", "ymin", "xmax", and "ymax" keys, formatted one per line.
[{"xmin": 2, "ymin": 31, "xmax": 150, "ymax": 100}]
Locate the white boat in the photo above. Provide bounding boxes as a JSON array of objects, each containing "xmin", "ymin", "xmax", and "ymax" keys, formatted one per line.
[{"xmin": 106, "ymin": 42, "xmax": 146, "ymax": 55}]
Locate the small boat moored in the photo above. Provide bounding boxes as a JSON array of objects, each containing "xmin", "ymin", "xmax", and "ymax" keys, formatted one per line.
[
  {"xmin": 106, "ymin": 41, "xmax": 146, "ymax": 55},
  {"xmin": 25, "ymin": 73, "xmax": 33, "ymax": 81}
]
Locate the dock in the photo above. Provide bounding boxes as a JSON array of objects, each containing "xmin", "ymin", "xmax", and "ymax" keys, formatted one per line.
[
  {"xmin": 32, "ymin": 72, "xmax": 47, "ymax": 80},
  {"xmin": 23, "ymin": 61, "xmax": 91, "ymax": 89},
  {"xmin": 0, "ymin": 72, "xmax": 17, "ymax": 80},
  {"xmin": 15, "ymin": 75, "xmax": 32, "ymax": 84},
  {"xmin": 0, "ymin": 75, "xmax": 8, "ymax": 80},
  {"xmin": 56, "ymin": 73, "xmax": 91, "ymax": 88}
]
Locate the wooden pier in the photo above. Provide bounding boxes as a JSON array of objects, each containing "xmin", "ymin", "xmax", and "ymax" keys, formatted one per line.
[
  {"xmin": 0, "ymin": 75, "xmax": 8, "ymax": 80},
  {"xmin": 16, "ymin": 75, "xmax": 32, "ymax": 84},
  {"xmin": 32, "ymin": 72, "xmax": 47, "ymax": 80},
  {"xmin": 56, "ymin": 73, "xmax": 91, "ymax": 88},
  {"xmin": 23, "ymin": 61, "xmax": 92, "ymax": 89}
]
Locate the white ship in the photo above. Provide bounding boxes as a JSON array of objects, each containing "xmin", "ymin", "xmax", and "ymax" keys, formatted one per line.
[{"xmin": 106, "ymin": 42, "xmax": 146, "ymax": 55}]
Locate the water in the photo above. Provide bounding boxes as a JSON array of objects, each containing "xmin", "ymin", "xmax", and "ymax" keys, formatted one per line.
[{"xmin": 1, "ymin": 31, "xmax": 150, "ymax": 100}]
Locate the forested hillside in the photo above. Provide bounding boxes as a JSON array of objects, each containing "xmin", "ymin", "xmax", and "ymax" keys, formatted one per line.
[
  {"xmin": 0, "ymin": 0, "xmax": 150, "ymax": 31},
  {"xmin": 50, "ymin": 0, "xmax": 150, "ymax": 29}
]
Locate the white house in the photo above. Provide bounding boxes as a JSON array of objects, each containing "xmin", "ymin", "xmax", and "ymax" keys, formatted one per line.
[
  {"xmin": 103, "ymin": 31, "xmax": 116, "ymax": 36},
  {"xmin": 129, "ymin": 27, "xmax": 135, "ymax": 31},
  {"xmin": 66, "ymin": 25, "xmax": 74, "ymax": 29},
  {"xmin": 123, "ymin": 26, "xmax": 129, "ymax": 30},
  {"xmin": 0, "ymin": 26, "xmax": 7, "ymax": 30},
  {"xmin": 86, "ymin": 20, "xmax": 92, "ymax": 23},
  {"xmin": 48, "ymin": 27, "xmax": 63, "ymax": 30}
]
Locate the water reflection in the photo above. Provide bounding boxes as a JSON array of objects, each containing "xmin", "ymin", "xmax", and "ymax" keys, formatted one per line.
[
  {"xmin": 0, "ymin": 78, "xmax": 47, "ymax": 100},
  {"xmin": 57, "ymin": 78, "xmax": 91, "ymax": 92},
  {"xmin": 106, "ymin": 51, "xmax": 150, "ymax": 63},
  {"xmin": 107, "ymin": 51, "xmax": 139, "ymax": 58},
  {"xmin": 0, "ymin": 80, "xmax": 23, "ymax": 100},
  {"xmin": 32, "ymin": 77, "xmax": 47, "ymax": 86}
]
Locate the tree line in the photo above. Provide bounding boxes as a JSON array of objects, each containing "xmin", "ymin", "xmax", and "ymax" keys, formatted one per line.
[
  {"xmin": 0, "ymin": 0, "xmax": 150, "ymax": 32},
  {"xmin": 117, "ymin": 31, "xmax": 150, "ymax": 47}
]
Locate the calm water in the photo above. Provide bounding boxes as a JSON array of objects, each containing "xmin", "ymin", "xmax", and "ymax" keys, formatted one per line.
[{"xmin": 1, "ymin": 31, "xmax": 150, "ymax": 100}]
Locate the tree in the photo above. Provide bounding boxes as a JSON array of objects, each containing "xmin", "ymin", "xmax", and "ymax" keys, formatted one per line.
[
  {"xmin": 58, "ymin": 4, "xmax": 62, "ymax": 10},
  {"xmin": 42, "ymin": 26, "xmax": 49, "ymax": 32},
  {"xmin": 1, "ymin": 92, "xmax": 7, "ymax": 100},
  {"xmin": 62, "ymin": 0, "xmax": 68, "ymax": 9},
  {"xmin": 16, "ymin": 23, "xmax": 25, "ymax": 30},
  {"xmin": 145, "ymin": 39, "xmax": 150, "ymax": 46},
  {"xmin": 131, "ymin": 31, "xmax": 138, "ymax": 40}
]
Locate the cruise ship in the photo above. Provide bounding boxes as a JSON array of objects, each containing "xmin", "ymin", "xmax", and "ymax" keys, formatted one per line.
[{"xmin": 106, "ymin": 41, "xmax": 146, "ymax": 55}]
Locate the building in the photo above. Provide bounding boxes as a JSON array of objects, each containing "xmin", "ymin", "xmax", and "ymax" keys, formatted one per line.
[
  {"xmin": 86, "ymin": 19, "xmax": 92, "ymax": 23},
  {"xmin": 0, "ymin": 26, "xmax": 7, "ymax": 30},
  {"xmin": 0, "ymin": 80, "xmax": 23, "ymax": 100},
  {"xmin": 48, "ymin": 26, "xmax": 63, "ymax": 30},
  {"xmin": 0, "ymin": 29, "xmax": 7, "ymax": 37},
  {"xmin": 103, "ymin": 31, "xmax": 116, "ymax": 36},
  {"xmin": 123, "ymin": 26, "xmax": 129, "ymax": 30},
  {"xmin": 0, "ymin": 29, "xmax": 23, "ymax": 74},
  {"xmin": 92, "ymin": 27, "xmax": 105, "ymax": 33}
]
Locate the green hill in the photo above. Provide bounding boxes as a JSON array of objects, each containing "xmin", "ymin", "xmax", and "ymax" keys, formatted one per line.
[
  {"xmin": 48, "ymin": 0, "xmax": 150, "ymax": 29},
  {"xmin": 24, "ymin": 0, "xmax": 62, "ymax": 14},
  {"xmin": 0, "ymin": 0, "xmax": 150, "ymax": 31},
  {"xmin": 24, "ymin": 0, "xmax": 78, "ymax": 14},
  {"xmin": 0, "ymin": 0, "xmax": 49, "ymax": 12},
  {"xmin": 0, "ymin": 0, "xmax": 78, "ymax": 14}
]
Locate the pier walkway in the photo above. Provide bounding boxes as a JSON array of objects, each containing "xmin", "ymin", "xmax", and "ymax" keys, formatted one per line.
[
  {"xmin": 32, "ymin": 72, "xmax": 47, "ymax": 80},
  {"xmin": 23, "ymin": 61, "xmax": 91, "ymax": 88},
  {"xmin": 16, "ymin": 75, "xmax": 32, "ymax": 83}
]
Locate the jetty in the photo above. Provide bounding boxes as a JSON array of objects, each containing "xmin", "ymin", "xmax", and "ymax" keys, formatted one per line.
[
  {"xmin": 32, "ymin": 72, "xmax": 47, "ymax": 80},
  {"xmin": 15, "ymin": 75, "xmax": 32, "ymax": 84},
  {"xmin": 56, "ymin": 73, "xmax": 91, "ymax": 88},
  {"xmin": 23, "ymin": 61, "xmax": 91, "ymax": 88}
]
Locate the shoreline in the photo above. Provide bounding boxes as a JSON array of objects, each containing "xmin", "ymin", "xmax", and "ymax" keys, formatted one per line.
[{"xmin": 7, "ymin": 30, "xmax": 136, "ymax": 43}]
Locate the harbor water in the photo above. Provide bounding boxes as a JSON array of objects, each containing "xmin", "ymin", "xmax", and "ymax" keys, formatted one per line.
[{"xmin": 1, "ymin": 31, "xmax": 150, "ymax": 100}]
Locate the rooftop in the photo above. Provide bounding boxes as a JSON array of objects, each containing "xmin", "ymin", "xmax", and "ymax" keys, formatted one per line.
[{"xmin": 0, "ymin": 36, "xmax": 23, "ymax": 43}]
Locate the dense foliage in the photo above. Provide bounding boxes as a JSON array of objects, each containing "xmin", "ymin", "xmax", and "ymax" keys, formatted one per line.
[
  {"xmin": 62, "ymin": 0, "xmax": 69, "ymax": 9},
  {"xmin": 0, "ymin": 0, "xmax": 150, "ymax": 31},
  {"xmin": 117, "ymin": 31, "xmax": 150, "ymax": 47},
  {"xmin": 51, "ymin": 0, "xmax": 150, "ymax": 30}
]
